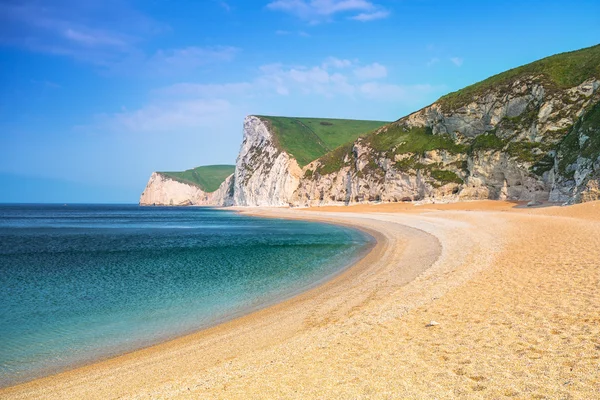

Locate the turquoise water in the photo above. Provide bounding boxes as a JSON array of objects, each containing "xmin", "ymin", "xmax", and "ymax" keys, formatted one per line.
[{"xmin": 0, "ymin": 204, "xmax": 371, "ymax": 386}]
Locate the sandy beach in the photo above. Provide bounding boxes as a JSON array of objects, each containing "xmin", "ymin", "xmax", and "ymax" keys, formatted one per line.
[{"xmin": 2, "ymin": 200, "xmax": 599, "ymax": 399}]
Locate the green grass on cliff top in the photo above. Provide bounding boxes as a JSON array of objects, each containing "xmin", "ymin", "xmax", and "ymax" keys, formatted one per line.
[
  {"xmin": 257, "ymin": 116, "xmax": 389, "ymax": 167},
  {"xmin": 438, "ymin": 44, "xmax": 600, "ymax": 111},
  {"xmin": 159, "ymin": 165, "xmax": 235, "ymax": 193}
]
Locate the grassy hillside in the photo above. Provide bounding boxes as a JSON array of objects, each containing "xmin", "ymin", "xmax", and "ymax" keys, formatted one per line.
[
  {"xmin": 306, "ymin": 44, "xmax": 600, "ymax": 187},
  {"xmin": 257, "ymin": 116, "xmax": 389, "ymax": 167},
  {"xmin": 438, "ymin": 44, "xmax": 600, "ymax": 111},
  {"xmin": 159, "ymin": 165, "xmax": 235, "ymax": 193},
  {"xmin": 313, "ymin": 125, "xmax": 468, "ymax": 176}
]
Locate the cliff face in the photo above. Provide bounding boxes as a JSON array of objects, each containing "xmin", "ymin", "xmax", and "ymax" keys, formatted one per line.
[
  {"xmin": 143, "ymin": 46, "xmax": 600, "ymax": 207},
  {"xmin": 143, "ymin": 77, "xmax": 599, "ymax": 208},
  {"xmin": 293, "ymin": 77, "xmax": 600, "ymax": 206},
  {"xmin": 233, "ymin": 116, "xmax": 302, "ymax": 206},
  {"xmin": 139, "ymin": 172, "xmax": 234, "ymax": 206}
]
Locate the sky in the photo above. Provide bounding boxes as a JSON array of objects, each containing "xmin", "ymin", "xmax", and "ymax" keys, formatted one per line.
[{"xmin": 1, "ymin": 0, "xmax": 599, "ymax": 203}]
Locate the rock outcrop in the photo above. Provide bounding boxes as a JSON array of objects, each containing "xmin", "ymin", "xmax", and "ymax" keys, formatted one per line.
[
  {"xmin": 139, "ymin": 172, "xmax": 234, "ymax": 206},
  {"xmin": 233, "ymin": 116, "xmax": 302, "ymax": 206},
  {"xmin": 293, "ymin": 77, "xmax": 600, "ymax": 206},
  {"xmin": 142, "ymin": 45, "xmax": 600, "ymax": 207}
]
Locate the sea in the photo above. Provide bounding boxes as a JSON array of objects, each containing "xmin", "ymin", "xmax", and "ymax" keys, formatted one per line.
[{"xmin": 0, "ymin": 204, "xmax": 372, "ymax": 387}]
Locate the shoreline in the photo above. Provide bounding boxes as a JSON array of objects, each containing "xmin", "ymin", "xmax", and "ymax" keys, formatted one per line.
[
  {"xmin": 0, "ymin": 210, "xmax": 376, "ymax": 389},
  {"xmin": 2, "ymin": 201, "xmax": 598, "ymax": 399},
  {"xmin": 1, "ymin": 207, "xmax": 443, "ymax": 398}
]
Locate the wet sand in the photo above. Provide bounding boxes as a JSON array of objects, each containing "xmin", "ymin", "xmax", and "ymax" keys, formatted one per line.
[{"xmin": 2, "ymin": 201, "xmax": 599, "ymax": 399}]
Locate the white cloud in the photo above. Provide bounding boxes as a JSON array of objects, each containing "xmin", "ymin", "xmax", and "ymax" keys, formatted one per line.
[
  {"xmin": 156, "ymin": 82, "xmax": 253, "ymax": 98},
  {"xmin": 0, "ymin": 0, "xmax": 163, "ymax": 64},
  {"xmin": 146, "ymin": 46, "xmax": 239, "ymax": 74},
  {"xmin": 289, "ymin": 67, "xmax": 330, "ymax": 84},
  {"xmin": 359, "ymin": 82, "xmax": 440, "ymax": 102},
  {"xmin": 353, "ymin": 62, "xmax": 387, "ymax": 80},
  {"xmin": 62, "ymin": 28, "xmax": 127, "ymax": 47},
  {"xmin": 267, "ymin": 0, "xmax": 389, "ymax": 23},
  {"xmin": 350, "ymin": 10, "xmax": 389, "ymax": 21},
  {"xmin": 258, "ymin": 63, "xmax": 355, "ymax": 98},
  {"xmin": 100, "ymin": 56, "xmax": 443, "ymax": 133},
  {"xmin": 0, "ymin": 0, "xmax": 236, "ymax": 77},
  {"xmin": 253, "ymin": 58, "xmax": 440, "ymax": 101},
  {"xmin": 104, "ymin": 99, "xmax": 232, "ymax": 132},
  {"xmin": 215, "ymin": 1, "xmax": 232, "ymax": 12},
  {"xmin": 450, "ymin": 57, "xmax": 464, "ymax": 67},
  {"xmin": 158, "ymin": 57, "xmax": 439, "ymax": 102},
  {"xmin": 322, "ymin": 56, "xmax": 353, "ymax": 69},
  {"xmin": 275, "ymin": 29, "xmax": 311, "ymax": 37}
]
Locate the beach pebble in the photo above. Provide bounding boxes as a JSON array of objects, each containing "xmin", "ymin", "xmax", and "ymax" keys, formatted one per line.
[{"xmin": 426, "ymin": 321, "xmax": 440, "ymax": 327}]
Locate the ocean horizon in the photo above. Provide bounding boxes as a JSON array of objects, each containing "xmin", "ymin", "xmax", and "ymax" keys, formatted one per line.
[{"xmin": 0, "ymin": 204, "xmax": 372, "ymax": 387}]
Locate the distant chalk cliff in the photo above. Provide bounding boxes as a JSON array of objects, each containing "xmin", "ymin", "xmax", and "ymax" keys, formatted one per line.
[
  {"xmin": 141, "ymin": 44, "xmax": 600, "ymax": 207},
  {"xmin": 139, "ymin": 172, "xmax": 233, "ymax": 206}
]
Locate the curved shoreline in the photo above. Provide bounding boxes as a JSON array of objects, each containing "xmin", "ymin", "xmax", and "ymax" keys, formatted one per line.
[
  {"xmin": 0, "ymin": 211, "xmax": 376, "ymax": 389},
  {"xmin": 0, "ymin": 208, "xmax": 442, "ymax": 399},
  {"xmin": 3, "ymin": 201, "xmax": 599, "ymax": 399}
]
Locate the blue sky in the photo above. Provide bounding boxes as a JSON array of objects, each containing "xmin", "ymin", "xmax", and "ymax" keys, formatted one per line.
[{"xmin": 1, "ymin": 0, "xmax": 599, "ymax": 203}]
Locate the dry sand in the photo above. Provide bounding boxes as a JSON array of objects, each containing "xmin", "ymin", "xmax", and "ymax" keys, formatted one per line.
[{"xmin": 2, "ymin": 201, "xmax": 599, "ymax": 399}]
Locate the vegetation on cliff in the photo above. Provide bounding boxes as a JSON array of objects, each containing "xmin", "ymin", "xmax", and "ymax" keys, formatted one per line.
[
  {"xmin": 304, "ymin": 44, "xmax": 599, "ymax": 202},
  {"xmin": 145, "ymin": 45, "xmax": 599, "ymax": 206},
  {"xmin": 257, "ymin": 116, "xmax": 388, "ymax": 167},
  {"xmin": 555, "ymin": 102, "xmax": 600, "ymax": 178},
  {"xmin": 159, "ymin": 165, "xmax": 235, "ymax": 193},
  {"xmin": 438, "ymin": 44, "xmax": 600, "ymax": 112},
  {"xmin": 367, "ymin": 125, "xmax": 467, "ymax": 156}
]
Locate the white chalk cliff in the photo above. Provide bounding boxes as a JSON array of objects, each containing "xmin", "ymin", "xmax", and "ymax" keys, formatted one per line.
[
  {"xmin": 139, "ymin": 172, "xmax": 234, "ymax": 206},
  {"xmin": 141, "ymin": 46, "xmax": 600, "ymax": 207},
  {"xmin": 233, "ymin": 116, "xmax": 302, "ymax": 206}
]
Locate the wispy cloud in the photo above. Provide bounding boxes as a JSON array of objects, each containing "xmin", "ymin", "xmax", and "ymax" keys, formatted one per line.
[
  {"xmin": 103, "ymin": 99, "xmax": 232, "ymax": 132},
  {"xmin": 61, "ymin": 28, "xmax": 127, "ymax": 47},
  {"xmin": 359, "ymin": 82, "xmax": 439, "ymax": 101},
  {"xmin": 267, "ymin": 0, "xmax": 389, "ymax": 23},
  {"xmin": 157, "ymin": 57, "xmax": 440, "ymax": 104},
  {"xmin": 99, "ymin": 55, "xmax": 443, "ymax": 133},
  {"xmin": 275, "ymin": 29, "xmax": 311, "ymax": 37},
  {"xmin": 0, "ymin": 1, "xmax": 238, "ymax": 76},
  {"xmin": 0, "ymin": 0, "xmax": 164, "ymax": 66},
  {"xmin": 450, "ymin": 57, "xmax": 464, "ymax": 67},
  {"xmin": 350, "ymin": 10, "xmax": 389, "ymax": 21},
  {"xmin": 144, "ymin": 46, "xmax": 239, "ymax": 75},
  {"xmin": 156, "ymin": 82, "xmax": 253, "ymax": 98},
  {"xmin": 215, "ymin": 1, "xmax": 232, "ymax": 12},
  {"xmin": 263, "ymin": 64, "xmax": 356, "ymax": 97},
  {"xmin": 322, "ymin": 56, "xmax": 353, "ymax": 69},
  {"xmin": 353, "ymin": 62, "xmax": 387, "ymax": 80}
]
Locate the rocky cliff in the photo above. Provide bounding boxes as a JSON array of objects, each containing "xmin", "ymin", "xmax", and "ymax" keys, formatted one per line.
[
  {"xmin": 233, "ymin": 116, "xmax": 303, "ymax": 206},
  {"xmin": 294, "ymin": 78, "xmax": 599, "ymax": 205},
  {"xmin": 139, "ymin": 172, "xmax": 234, "ymax": 206},
  {"xmin": 291, "ymin": 46, "xmax": 600, "ymax": 206},
  {"xmin": 144, "ymin": 45, "xmax": 600, "ymax": 207}
]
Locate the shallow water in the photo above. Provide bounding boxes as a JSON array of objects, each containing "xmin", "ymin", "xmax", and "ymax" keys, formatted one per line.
[{"xmin": 0, "ymin": 204, "xmax": 371, "ymax": 386}]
